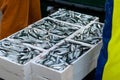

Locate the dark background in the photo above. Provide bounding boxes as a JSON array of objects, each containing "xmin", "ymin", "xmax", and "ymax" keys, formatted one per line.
[{"xmin": 40, "ymin": 0, "xmax": 106, "ymax": 22}]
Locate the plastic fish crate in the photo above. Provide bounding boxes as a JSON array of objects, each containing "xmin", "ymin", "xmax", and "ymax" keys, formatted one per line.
[
  {"xmin": 49, "ymin": 9, "xmax": 99, "ymax": 27},
  {"xmin": 31, "ymin": 39, "xmax": 99, "ymax": 80},
  {"xmin": 31, "ymin": 55, "xmax": 73, "ymax": 80},
  {"xmin": 8, "ymin": 17, "xmax": 81, "ymax": 51},
  {"xmin": 0, "ymin": 39, "xmax": 43, "ymax": 80}
]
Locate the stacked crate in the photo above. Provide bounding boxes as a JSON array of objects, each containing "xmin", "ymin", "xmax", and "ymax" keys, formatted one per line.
[{"xmin": 0, "ymin": 9, "xmax": 103, "ymax": 80}]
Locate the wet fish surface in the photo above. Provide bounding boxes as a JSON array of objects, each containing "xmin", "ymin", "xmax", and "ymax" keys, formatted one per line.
[
  {"xmin": 0, "ymin": 39, "xmax": 42, "ymax": 64},
  {"xmin": 73, "ymin": 23, "xmax": 103, "ymax": 44},
  {"xmin": 50, "ymin": 9, "xmax": 97, "ymax": 26},
  {"xmin": 36, "ymin": 41, "xmax": 90, "ymax": 71}
]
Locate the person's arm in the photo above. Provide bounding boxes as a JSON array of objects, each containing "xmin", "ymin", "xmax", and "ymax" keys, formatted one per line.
[{"xmin": 0, "ymin": 0, "xmax": 41, "ymax": 39}]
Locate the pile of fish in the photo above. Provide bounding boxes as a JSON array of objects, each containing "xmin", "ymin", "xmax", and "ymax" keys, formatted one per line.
[
  {"xmin": 32, "ymin": 19, "xmax": 80, "ymax": 36},
  {"xmin": 10, "ymin": 19, "xmax": 80, "ymax": 49},
  {"xmin": 36, "ymin": 41, "xmax": 90, "ymax": 71},
  {"xmin": 73, "ymin": 23, "xmax": 103, "ymax": 44},
  {"xmin": 50, "ymin": 9, "xmax": 97, "ymax": 26},
  {"xmin": 0, "ymin": 39, "xmax": 41, "ymax": 64}
]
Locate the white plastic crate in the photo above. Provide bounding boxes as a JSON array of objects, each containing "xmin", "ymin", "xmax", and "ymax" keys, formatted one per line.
[
  {"xmin": 31, "ymin": 56, "xmax": 73, "ymax": 80},
  {"xmin": 0, "ymin": 39, "xmax": 43, "ymax": 80},
  {"xmin": 31, "ymin": 40, "xmax": 93, "ymax": 80},
  {"xmin": 49, "ymin": 9, "xmax": 99, "ymax": 27}
]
